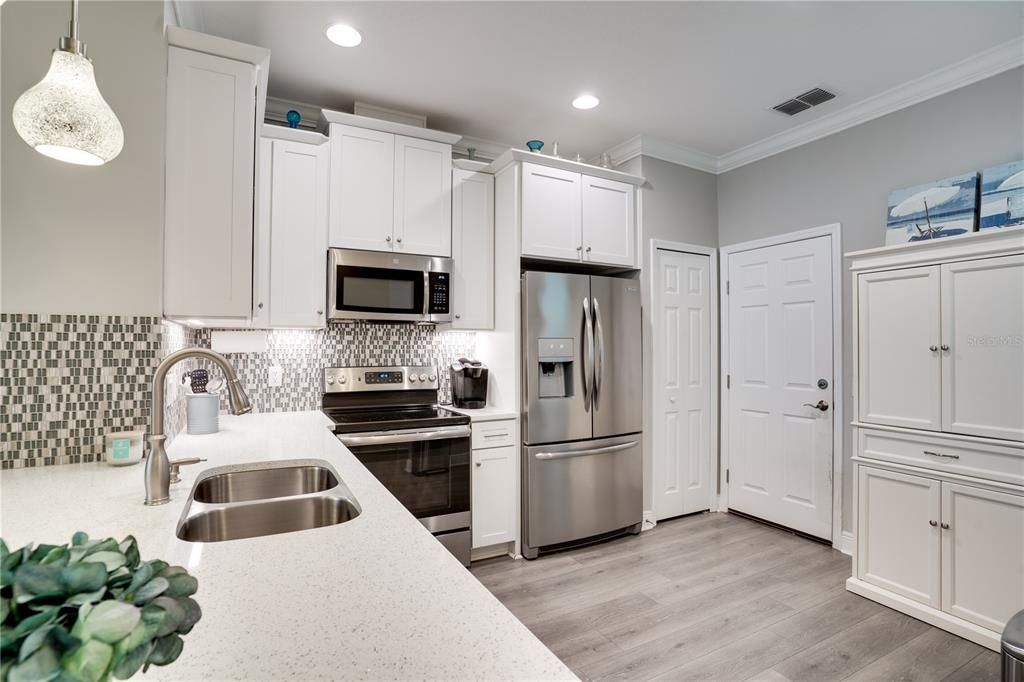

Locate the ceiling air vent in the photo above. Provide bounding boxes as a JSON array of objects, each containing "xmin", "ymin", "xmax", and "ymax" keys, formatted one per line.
[
  {"xmin": 773, "ymin": 99, "xmax": 812, "ymax": 116},
  {"xmin": 772, "ymin": 86, "xmax": 837, "ymax": 116}
]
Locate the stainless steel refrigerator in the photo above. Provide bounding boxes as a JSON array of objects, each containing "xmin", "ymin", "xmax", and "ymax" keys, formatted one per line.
[{"xmin": 521, "ymin": 271, "xmax": 643, "ymax": 559}]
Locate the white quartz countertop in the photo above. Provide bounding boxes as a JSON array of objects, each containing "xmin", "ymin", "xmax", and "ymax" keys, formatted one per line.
[
  {"xmin": 0, "ymin": 411, "xmax": 575, "ymax": 681},
  {"xmin": 445, "ymin": 406, "xmax": 519, "ymax": 422}
]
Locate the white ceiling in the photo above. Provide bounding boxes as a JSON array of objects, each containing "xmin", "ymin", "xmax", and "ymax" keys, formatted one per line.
[{"xmin": 192, "ymin": 2, "xmax": 1024, "ymax": 169}]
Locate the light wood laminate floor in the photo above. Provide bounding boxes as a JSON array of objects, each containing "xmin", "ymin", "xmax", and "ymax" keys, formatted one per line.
[{"xmin": 471, "ymin": 512, "xmax": 1001, "ymax": 681}]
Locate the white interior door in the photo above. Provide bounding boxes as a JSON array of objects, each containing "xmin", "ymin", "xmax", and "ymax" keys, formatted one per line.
[
  {"xmin": 653, "ymin": 249, "xmax": 712, "ymax": 520},
  {"xmin": 726, "ymin": 234, "xmax": 834, "ymax": 539}
]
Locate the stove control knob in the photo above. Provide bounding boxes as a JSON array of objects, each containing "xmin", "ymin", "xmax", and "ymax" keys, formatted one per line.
[
  {"xmin": 428, "ymin": 374, "xmax": 437, "ymax": 382},
  {"xmin": 326, "ymin": 376, "xmax": 335, "ymax": 386},
  {"xmin": 409, "ymin": 375, "xmax": 417, "ymax": 383},
  {"xmin": 419, "ymin": 374, "xmax": 428, "ymax": 382},
  {"xmin": 339, "ymin": 375, "xmax": 347, "ymax": 384}
]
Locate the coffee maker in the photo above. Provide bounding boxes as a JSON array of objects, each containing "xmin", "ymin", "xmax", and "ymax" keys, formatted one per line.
[{"xmin": 450, "ymin": 358, "xmax": 488, "ymax": 409}]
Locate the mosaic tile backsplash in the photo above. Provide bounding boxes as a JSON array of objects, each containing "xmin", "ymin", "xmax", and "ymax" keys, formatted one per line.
[
  {"xmin": 193, "ymin": 323, "xmax": 477, "ymax": 414},
  {"xmin": 2, "ymin": 314, "xmax": 475, "ymax": 468},
  {"xmin": 1, "ymin": 314, "xmax": 199, "ymax": 469}
]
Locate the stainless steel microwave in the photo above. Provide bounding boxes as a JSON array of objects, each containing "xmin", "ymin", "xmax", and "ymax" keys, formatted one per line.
[{"xmin": 327, "ymin": 249, "xmax": 453, "ymax": 323}]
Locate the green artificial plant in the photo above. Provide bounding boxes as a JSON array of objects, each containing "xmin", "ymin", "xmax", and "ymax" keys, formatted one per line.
[{"xmin": 0, "ymin": 532, "xmax": 202, "ymax": 682}]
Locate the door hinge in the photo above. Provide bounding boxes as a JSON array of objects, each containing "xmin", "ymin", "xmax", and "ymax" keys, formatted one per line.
[
  {"xmin": 726, "ymin": 374, "xmax": 731, "ymax": 389},
  {"xmin": 726, "ymin": 280, "xmax": 730, "ymax": 295},
  {"xmin": 726, "ymin": 468, "xmax": 730, "ymax": 483}
]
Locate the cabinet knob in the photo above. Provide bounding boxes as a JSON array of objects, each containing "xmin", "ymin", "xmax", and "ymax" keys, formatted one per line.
[
  {"xmin": 385, "ymin": 235, "xmax": 392, "ymax": 242},
  {"xmin": 929, "ymin": 520, "xmax": 937, "ymax": 527},
  {"xmin": 316, "ymin": 309, "xmax": 323, "ymax": 315},
  {"xmin": 941, "ymin": 522, "xmax": 950, "ymax": 530},
  {"xmin": 586, "ymin": 246, "xmax": 592, "ymax": 252},
  {"xmin": 940, "ymin": 344, "xmax": 950, "ymax": 352},
  {"xmin": 929, "ymin": 345, "xmax": 938, "ymax": 352},
  {"xmin": 576, "ymin": 245, "xmax": 583, "ymax": 251},
  {"xmin": 475, "ymin": 462, "xmax": 482, "ymax": 468},
  {"xmin": 258, "ymin": 302, "xmax": 264, "ymax": 310},
  {"xmin": 396, "ymin": 237, "xmax": 403, "ymax": 244}
]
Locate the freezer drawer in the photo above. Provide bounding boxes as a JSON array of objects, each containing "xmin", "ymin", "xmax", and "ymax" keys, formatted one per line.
[{"xmin": 524, "ymin": 434, "xmax": 643, "ymax": 550}]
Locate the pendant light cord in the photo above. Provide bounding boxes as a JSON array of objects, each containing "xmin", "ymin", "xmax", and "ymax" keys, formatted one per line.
[{"xmin": 69, "ymin": 0, "xmax": 79, "ymax": 42}]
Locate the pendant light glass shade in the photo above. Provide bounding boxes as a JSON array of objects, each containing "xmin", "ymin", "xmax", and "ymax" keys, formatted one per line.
[{"xmin": 12, "ymin": 3, "xmax": 124, "ymax": 166}]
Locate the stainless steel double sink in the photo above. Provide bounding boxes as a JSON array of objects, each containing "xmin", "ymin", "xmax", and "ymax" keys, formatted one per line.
[{"xmin": 176, "ymin": 459, "xmax": 361, "ymax": 542}]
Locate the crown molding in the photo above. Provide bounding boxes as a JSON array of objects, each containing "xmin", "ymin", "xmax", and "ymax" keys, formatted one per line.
[
  {"xmin": 716, "ymin": 36, "xmax": 1024, "ymax": 173},
  {"xmin": 601, "ymin": 37, "xmax": 1024, "ymax": 176}
]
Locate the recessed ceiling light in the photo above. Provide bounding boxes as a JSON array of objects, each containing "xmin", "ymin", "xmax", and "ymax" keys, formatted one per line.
[
  {"xmin": 326, "ymin": 24, "xmax": 362, "ymax": 47},
  {"xmin": 572, "ymin": 94, "xmax": 599, "ymax": 110}
]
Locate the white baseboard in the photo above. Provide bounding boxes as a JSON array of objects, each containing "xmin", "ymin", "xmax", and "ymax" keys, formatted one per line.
[
  {"xmin": 839, "ymin": 530, "xmax": 854, "ymax": 556},
  {"xmin": 845, "ymin": 577, "xmax": 1001, "ymax": 651},
  {"xmin": 642, "ymin": 510, "xmax": 657, "ymax": 531}
]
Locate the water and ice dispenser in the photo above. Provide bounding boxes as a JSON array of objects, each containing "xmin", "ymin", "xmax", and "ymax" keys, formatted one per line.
[{"xmin": 537, "ymin": 338, "xmax": 574, "ymax": 398}]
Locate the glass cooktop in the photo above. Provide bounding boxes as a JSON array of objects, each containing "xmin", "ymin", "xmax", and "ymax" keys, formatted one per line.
[{"xmin": 323, "ymin": 406, "xmax": 469, "ymax": 434}]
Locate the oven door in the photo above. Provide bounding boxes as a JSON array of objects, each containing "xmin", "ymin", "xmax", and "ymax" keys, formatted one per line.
[{"xmin": 338, "ymin": 426, "xmax": 471, "ymax": 532}]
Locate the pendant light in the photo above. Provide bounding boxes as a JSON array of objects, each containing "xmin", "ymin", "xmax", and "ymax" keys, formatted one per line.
[{"xmin": 12, "ymin": 0, "xmax": 124, "ymax": 166}]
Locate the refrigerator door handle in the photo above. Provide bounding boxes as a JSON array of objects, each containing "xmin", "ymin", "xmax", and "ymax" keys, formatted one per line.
[
  {"xmin": 535, "ymin": 441, "xmax": 639, "ymax": 460},
  {"xmin": 593, "ymin": 297, "xmax": 604, "ymax": 410},
  {"xmin": 582, "ymin": 296, "xmax": 594, "ymax": 411}
]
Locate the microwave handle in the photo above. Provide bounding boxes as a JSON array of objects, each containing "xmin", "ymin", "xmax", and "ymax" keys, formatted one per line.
[{"xmin": 423, "ymin": 271, "xmax": 430, "ymax": 316}]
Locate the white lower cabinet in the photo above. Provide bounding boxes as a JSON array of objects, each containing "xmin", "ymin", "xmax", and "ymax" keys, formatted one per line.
[
  {"xmin": 855, "ymin": 462, "xmax": 1024, "ymax": 646},
  {"xmin": 941, "ymin": 482, "xmax": 1024, "ymax": 632},
  {"xmin": 857, "ymin": 466, "xmax": 941, "ymax": 607},
  {"xmin": 470, "ymin": 420, "xmax": 516, "ymax": 549}
]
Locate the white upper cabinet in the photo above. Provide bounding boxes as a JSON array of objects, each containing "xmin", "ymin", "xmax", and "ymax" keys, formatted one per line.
[
  {"xmin": 164, "ymin": 46, "xmax": 257, "ymax": 319},
  {"xmin": 394, "ymin": 135, "xmax": 452, "ymax": 257},
  {"xmin": 858, "ymin": 266, "xmax": 942, "ymax": 431},
  {"xmin": 329, "ymin": 125, "xmax": 395, "ymax": 252},
  {"xmin": 322, "ymin": 111, "xmax": 460, "ymax": 257},
  {"xmin": 451, "ymin": 169, "xmax": 494, "ymax": 330},
  {"xmin": 581, "ymin": 175, "xmax": 635, "ymax": 267},
  {"xmin": 520, "ymin": 163, "xmax": 583, "ymax": 261},
  {"xmin": 516, "ymin": 157, "xmax": 640, "ymax": 267},
  {"xmin": 940, "ymin": 254, "xmax": 1024, "ymax": 441},
  {"xmin": 266, "ymin": 138, "xmax": 330, "ymax": 328}
]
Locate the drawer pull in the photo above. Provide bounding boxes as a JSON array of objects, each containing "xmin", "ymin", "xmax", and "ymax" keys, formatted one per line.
[
  {"xmin": 929, "ymin": 520, "xmax": 938, "ymax": 527},
  {"xmin": 484, "ymin": 432, "xmax": 508, "ymax": 438},
  {"xmin": 923, "ymin": 450, "xmax": 960, "ymax": 460}
]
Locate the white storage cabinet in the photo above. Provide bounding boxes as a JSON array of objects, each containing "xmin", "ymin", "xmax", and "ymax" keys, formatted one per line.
[
  {"xmin": 451, "ymin": 168, "xmax": 495, "ymax": 330},
  {"xmin": 847, "ymin": 230, "xmax": 1024, "ymax": 652},
  {"xmin": 470, "ymin": 418, "xmax": 517, "ymax": 549}
]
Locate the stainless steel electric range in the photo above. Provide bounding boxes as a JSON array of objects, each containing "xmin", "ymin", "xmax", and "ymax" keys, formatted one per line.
[{"xmin": 322, "ymin": 366, "xmax": 472, "ymax": 566}]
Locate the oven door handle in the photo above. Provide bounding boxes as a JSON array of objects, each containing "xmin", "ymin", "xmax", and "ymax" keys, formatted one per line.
[{"xmin": 338, "ymin": 425, "xmax": 472, "ymax": 447}]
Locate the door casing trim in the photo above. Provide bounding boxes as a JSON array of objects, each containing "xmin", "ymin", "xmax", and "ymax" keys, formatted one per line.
[
  {"xmin": 648, "ymin": 239, "xmax": 720, "ymax": 525},
  {"xmin": 718, "ymin": 223, "xmax": 844, "ymax": 548}
]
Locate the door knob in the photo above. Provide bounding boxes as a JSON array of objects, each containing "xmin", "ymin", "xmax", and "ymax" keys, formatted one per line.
[{"xmin": 803, "ymin": 400, "xmax": 830, "ymax": 412}]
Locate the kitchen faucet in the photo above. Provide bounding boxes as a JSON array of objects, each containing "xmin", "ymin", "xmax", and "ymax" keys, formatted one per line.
[{"xmin": 145, "ymin": 348, "xmax": 252, "ymax": 505}]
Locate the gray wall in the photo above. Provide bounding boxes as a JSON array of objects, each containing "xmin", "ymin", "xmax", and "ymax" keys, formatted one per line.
[
  {"xmin": 717, "ymin": 67, "xmax": 1024, "ymax": 532},
  {"xmin": 1, "ymin": 0, "xmax": 166, "ymax": 314},
  {"xmin": 619, "ymin": 154, "xmax": 719, "ymax": 511}
]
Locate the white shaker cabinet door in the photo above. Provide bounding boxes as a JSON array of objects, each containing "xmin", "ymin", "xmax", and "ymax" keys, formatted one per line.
[
  {"xmin": 857, "ymin": 266, "xmax": 942, "ymax": 430},
  {"xmin": 941, "ymin": 254, "xmax": 1024, "ymax": 441},
  {"xmin": 165, "ymin": 46, "xmax": 256, "ymax": 319},
  {"xmin": 582, "ymin": 175, "xmax": 635, "ymax": 267},
  {"xmin": 857, "ymin": 466, "xmax": 941, "ymax": 608},
  {"xmin": 268, "ymin": 139, "xmax": 329, "ymax": 328},
  {"xmin": 328, "ymin": 124, "xmax": 395, "ymax": 252},
  {"xmin": 451, "ymin": 169, "xmax": 494, "ymax": 330},
  {"xmin": 520, "ymin": 163, "xmax": 582, "ymax": 262},
  {"xmin": 941, "ymin": 482, "xmax": 1024, "ymax": 633},
  {"xmin": 471, "ymin": 445, "xmax": 516, "ymax": 548},
  {"xmin": 394, "ymin": 135, "xmax": 452, "ymax": 257}
]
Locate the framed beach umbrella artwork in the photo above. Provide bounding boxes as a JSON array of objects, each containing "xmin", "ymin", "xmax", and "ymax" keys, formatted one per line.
[
  {"xmin": 979, "ymin": 160, "xmax": 1024, "ymax": 230},
  {"xmin": 885, "ymin": 173, "xmax": 980, "ymax": 245}
]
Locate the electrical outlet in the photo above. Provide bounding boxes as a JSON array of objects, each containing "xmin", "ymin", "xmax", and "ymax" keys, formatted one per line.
[{"xmin": 268, "ymin": 366, "xmax": 284, "ymax": 387}]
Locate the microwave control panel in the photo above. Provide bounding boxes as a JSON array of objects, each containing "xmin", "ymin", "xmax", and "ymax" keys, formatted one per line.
[{"xmin": 428, "ymin": 272, "xmax": 450, "ymax": 315}]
